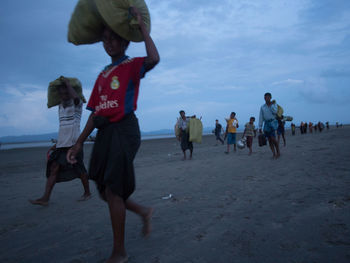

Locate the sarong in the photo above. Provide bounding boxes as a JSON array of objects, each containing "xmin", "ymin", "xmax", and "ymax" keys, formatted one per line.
[
  {"xmin": 46, "ymin": 147, "xmax": 87, "ymax": 182},
  {"xmin": 89, "ymin": 113, "xmax": 140, "ymax": 201},
  {"xmin": 180, "ymin": 130, "xmax": 193, "ymax": 151}
]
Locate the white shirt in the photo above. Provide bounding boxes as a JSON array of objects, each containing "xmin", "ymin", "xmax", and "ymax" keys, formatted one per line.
[
  {"xmin": 259, "ymin": 103, "xmax": 278, "ymax": 129},
  {"xmin": 56, "ymin": 99, "xmax": 82, "ymax": 148},
  {"xmin": 178, "ymin": 117, "xmax": 190, "ymax": 131}
]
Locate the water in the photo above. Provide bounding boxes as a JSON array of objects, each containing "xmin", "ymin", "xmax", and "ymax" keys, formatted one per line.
[{"xmin": 0, "ymin": 134, "xmax": 180, "ymax": 150}]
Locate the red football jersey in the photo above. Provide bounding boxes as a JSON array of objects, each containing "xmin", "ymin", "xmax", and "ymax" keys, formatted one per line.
[{"xmin": 87, "ymin": 56, "xmax": 145, "ymax": 123}]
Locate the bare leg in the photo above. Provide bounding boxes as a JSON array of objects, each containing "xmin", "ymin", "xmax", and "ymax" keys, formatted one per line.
[
  {"xmin": 233, "ymin": 143, "xmax": 237, "ymax": 152},
  {"xmin": 105, "ymin": 187, "xmax": 128, "ymax": 263},
  {"xmin": 272, "ymin": 137, "xmax": 280, "ymax": 158},
  {"xmin": 182, "ymin": 150, "xmax": 186, "ymax": 160},
  {"xmin": 78, "ymin": 173, "xmax": 91, "ymax": 201},
  {"xmin": 268, "ymin": 138, "xmax": 276, "ymax": 158},
  {"xmin": 225, "ymin": 144, "xmax": 230, "ymax": 154},
  {"xmin": 189, "ymin": 149, "xmax": 193, "ymax": 160},
  {"xmin": 248, "ymin": 146, "xmax": 252, "ymax": 155},
  {"xmin": 125, "ymin": 199, "xmax": 154, "ymax": 237},
  {"xmin": 29, "ymin": 162, "xmax": 59, "ymax": 206},
  {"xmin": 282, "ymin": 133, "xmax": 286, "ymax": 146}
]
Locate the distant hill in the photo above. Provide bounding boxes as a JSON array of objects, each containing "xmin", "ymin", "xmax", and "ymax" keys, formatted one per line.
[{"xmin": 0, "ymin": 127, "xmax": 216, "ymax": 143}]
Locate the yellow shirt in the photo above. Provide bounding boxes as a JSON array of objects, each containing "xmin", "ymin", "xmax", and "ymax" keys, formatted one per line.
[{"xmin": 227, "ymin": 118, "xmax": 238, "ymax": 133}]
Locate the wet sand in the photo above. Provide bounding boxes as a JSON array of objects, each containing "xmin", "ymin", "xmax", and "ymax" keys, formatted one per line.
[{"xmin": 0, "ymin": 126, "xmax": 349, "ymax": 263}]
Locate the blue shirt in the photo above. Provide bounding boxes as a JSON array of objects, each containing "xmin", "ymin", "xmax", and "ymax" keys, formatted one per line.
[{"xmin": 259, "ymin": 103, "xmax": 278, "ymax": 129}]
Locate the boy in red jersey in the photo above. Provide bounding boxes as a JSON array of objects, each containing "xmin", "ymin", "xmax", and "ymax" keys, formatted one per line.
[{"xmin": 67, "ymin": 7, "xmax": 159, "ymax": 263}]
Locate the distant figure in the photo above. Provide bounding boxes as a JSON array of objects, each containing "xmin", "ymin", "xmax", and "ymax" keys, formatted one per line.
[
  {"xmin": 291, "ymin": 123, "xmax": 296, "ymax": 135},
  {"xmin": 318, "ymin": 122, "xmax": 324, "ymax": 132},
  {"xmin": 314, "ymin": 123, "xmax": 318, "ymax": 132},
  {"xmin": 29, "ymin": 77, "xmax": 91, "ymax": 206},
  {"xmin": 225, "ymin": 112, "xmax": 239, "ymax": 154},
  {"xmin": 326, "ymin": 121, "xmax": 329, "ymax": 130},
  {"xmin": 300, "ymin": 122, "xmax": 304, "ymax": 134},
  {"xmin": 242, "ymin": 117, "xmax": 256, "ymax": 155},
  {"xmin": 214, "ymin": 119, "xmax": 224, "ymax": 145},
  {"xmin": 277, "ymin": 119, "xmax": 286, "ymax": 147},
  {"xmin": 259, "ymin": 92, "xmax": 280, "ymax": 159},
  {"xmin": 336, "ymin": 122, "xmax": 339, "ymax": 128},
  {"xmin": 309, "ymin": 122, "xmax": 313, "ymax": 133},
  {"xmin": 303, "ymin": 122, "xmax": 308, "ymax": 134},
  {"xmin": 178, "ymin": 110, "xmax": 195, "ymax": 160}
]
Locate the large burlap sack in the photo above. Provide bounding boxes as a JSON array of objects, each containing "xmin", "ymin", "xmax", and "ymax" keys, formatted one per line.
[
  {"xmin": 68, "ymin": 0, "xmax": 151, "ymax": 45},
  {"xmin": 68, "ymin": 0, "xmax": 104, "ymax": 45},
  {"xmin": 189, "ymin": 118, "xmax": 203, "ymax": 143},
  {"xmin": 47, "ymin": 76, "xmax": 86, "ymax": 108}
]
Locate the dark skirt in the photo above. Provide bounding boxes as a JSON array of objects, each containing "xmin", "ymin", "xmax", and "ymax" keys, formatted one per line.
[
  {"xmin": 46, "ymin": 147, "xmax": 87, "ymax": 183},
  {"xmin": 89, "ymin": 113, "xmax": 141, "ymax": 201},
  {"xmin": 180, "ymin": 130, "xmax": 193, "ymax": 151}
]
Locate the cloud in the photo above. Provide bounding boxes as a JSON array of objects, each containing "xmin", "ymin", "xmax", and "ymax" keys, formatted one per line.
[
  {"xmin": 272, "ymin": 79, "xmax": 305, "ymax": 86},
  {"xmin": 0, "ymin": 84, "xmax": 58, "ymax": 136}
]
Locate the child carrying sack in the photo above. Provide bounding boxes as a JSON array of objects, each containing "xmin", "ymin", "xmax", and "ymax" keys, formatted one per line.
[
  {"xmin": 68, "ymin": 0, "xmax": 151, "ymax": 45},
  {"xmin": 189, "ymin": 118, "xmax": 203, "ymax": 143},
  {"xmin": 47, "ymin": 76, "xmax": 86, "ymax": 108}
]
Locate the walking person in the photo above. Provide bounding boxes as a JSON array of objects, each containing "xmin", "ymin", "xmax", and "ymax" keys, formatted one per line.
[
  {"xmin": 178, "ymin": 110, "xmax": 196, "ymax": 160},
  {"xmin": 67, "ymin": 7, "xmax": 159, "ymax": 263},
  {"xmin": 29, "ymin": 77, "xmax": 91, "ymax": 206},
  {"xmin": 242, "ymin": 117, "xmax": 256, "ymax": 155},
  {"xmin": 277, "ymin": 119, "xmax": 286, "ymax": 147},
  {"xmin": 225, "ymin": 112, "xmax": 239, "ymax": 154},
  {"xmin": 258, "ymin": 92, "xmax": 280, "ymax": 159},
  {"xmin": 214, "ymin": 119, "xmax": 224, "ymax": 145},
  {"xmin": 291, "ymin": 123, "xmax": 296, "ymax": 135}
]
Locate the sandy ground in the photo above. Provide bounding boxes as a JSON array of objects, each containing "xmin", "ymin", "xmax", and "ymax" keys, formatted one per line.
[{"xmin": 0, "ymin": 126, "xmax": 349, "ymax": 263}]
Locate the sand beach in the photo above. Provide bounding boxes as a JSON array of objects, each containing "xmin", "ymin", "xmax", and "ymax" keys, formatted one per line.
[{"xmin": 0, "ymin": 126, "xmax": 349, "ymax": 263}]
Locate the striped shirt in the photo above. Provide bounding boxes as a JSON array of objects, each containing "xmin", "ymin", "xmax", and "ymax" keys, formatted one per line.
[{"xmin": 56, "ymin": 99, "xmax": 82, "ymax": 148}]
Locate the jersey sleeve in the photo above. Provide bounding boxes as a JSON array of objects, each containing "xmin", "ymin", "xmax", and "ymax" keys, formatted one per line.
[
  {"xmin": 86, "ymin": 74, "xmax": 101, "ymax": 112},
  {"xmin": 131, "ymin": 57, "xmax": 146, "ymax": 80}
]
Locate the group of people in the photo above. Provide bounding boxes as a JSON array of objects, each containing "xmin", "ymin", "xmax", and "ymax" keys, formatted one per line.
[
  {"xmin": 290, "ymin": 121, "xmax": 329, "ymax": 135},
  {"xmin": 178, "ymin": 92, "xmax": 285, "ymax": 160},
  {"xmin": 23, "ymin": 4, "xmax": 340, "ymax": 262}
]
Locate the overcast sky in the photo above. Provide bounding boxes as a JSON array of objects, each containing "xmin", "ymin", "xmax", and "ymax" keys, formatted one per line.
[{"xmin": 1, "ymin": 0, "xmax": 350, "ymax": 137}]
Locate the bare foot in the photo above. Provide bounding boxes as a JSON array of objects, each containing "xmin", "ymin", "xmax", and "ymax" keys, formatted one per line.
[
  {"xmin": 142, "ymin": 207, "xmax": 154, "ymax": 237},
  {"xmin": 106, "ymin": 254, "xmax": 128, "ymax": 263},
  {"xmin": 29, "ymin": 199, "xmax": 49, "ymax": 206},
  {"xmin": 276, "ymin": 152, "xmax": 281, "ymax": 159},
  {"xmin": 77, "ymin": 193, "xmax": 92, "ymax": 202}
]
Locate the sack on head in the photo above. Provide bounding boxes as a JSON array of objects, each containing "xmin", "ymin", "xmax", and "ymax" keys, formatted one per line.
[
  {"xmin": 47, "ymin": 76, "xmax": 86, "ymax": 108},
  {"xmin": 68, "ymin": 0, "xmax": 151, "ymax": 45}
]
